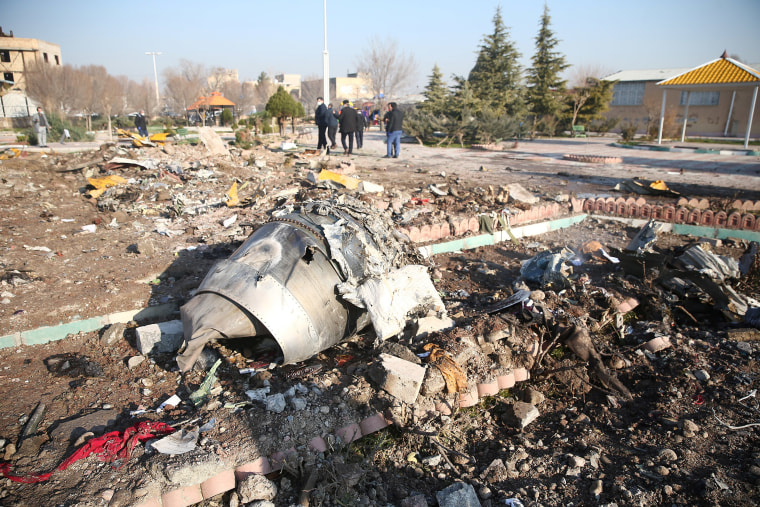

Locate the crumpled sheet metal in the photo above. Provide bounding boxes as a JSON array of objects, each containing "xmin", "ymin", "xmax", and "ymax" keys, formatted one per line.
[{"xmin": 177, "ymin": 197, "xmax": 438, "ymax": 371}]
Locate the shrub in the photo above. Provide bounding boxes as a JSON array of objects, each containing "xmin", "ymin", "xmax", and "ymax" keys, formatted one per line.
[
  {"xmin": 234, "ymin": 128, "xmax": 253, "ymax": 150},
  {"xmin": 221, "ymin": 109, "xmax": 233, "ymax": 126},
  {"xmin": 591, "ymin": 117, "xmax": 619, "ymax": 135},
  {"xmin": 619, "ymin": 123, "xmax": 638, "ymax": 142}
]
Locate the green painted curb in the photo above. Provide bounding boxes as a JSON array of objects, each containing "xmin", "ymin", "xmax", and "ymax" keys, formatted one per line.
[
  {"xmin": 671, "ymin": 224, "xmax": 760, "ymax": 242},
  {"xmin": 0, "ymin": 303, "xmax": 179, "ymax": 349},
  {"xmin": 420, "ymin": 214, "xmax": 588, "ymax": 256}
]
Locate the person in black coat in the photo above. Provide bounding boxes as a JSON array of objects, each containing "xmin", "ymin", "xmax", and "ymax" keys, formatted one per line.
[
  {"xmin": 385, "ymin": 102, "xmax": 404, "ymax": 158},
  {"xmin": 338, "ymin": 100, "xmax": 357, "ymax": 155},
  {"xmin": 134, "ymin": 110, "xmax": 148, "ymax": 137},
  {"xmin": 327, "ymin": 103, "xmax": 338, "ymax": 149},
  {"xmin": 355, "ymin": 109, "xmax": 366, "ymax": 149},
  {"xmin": 315, "ymin": 97, "xmax": 329, "ymax": 151}
]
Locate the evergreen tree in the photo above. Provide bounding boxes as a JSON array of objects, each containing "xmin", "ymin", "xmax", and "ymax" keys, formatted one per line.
[
  {"xmin": 568, "ymin": 77, "xmax": 616, "ymax": 127},
  {"xmin": 525, "ymin": 4, "xmax": 569, "ymax": 133},
  {"xmin": 265, "ymin": 86, "xmax": 304, "ymax": 135},
  {"xmin": 420, "ymin": 64, "xmax": 448, "ymax": 116},
  {"xmin": 467, "ymin": 6, "xmax": 524, "ymax": 116}
]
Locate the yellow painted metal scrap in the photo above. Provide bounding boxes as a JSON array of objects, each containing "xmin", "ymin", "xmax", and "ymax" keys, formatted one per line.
[{"xmin": 87, "ymin": 175, "xmax": 128, "ymax": 198}]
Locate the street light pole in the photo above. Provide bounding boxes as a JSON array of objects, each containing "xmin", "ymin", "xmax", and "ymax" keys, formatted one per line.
[
  {"xmin": 322, "ymin": 0, "xmax": 329, "ymax": 104},
  {"xmin": 145, "ymin": 51, "xmax": 162, "ymax": 109}
]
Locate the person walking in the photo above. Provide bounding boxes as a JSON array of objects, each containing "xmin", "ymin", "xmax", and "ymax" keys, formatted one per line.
[
  {"xmin": 385, "ymin": 102, "xmax": 404, "ymax": 158},
  {"xmin": 134, "ymin": 110, "xmax": 148, "ymax": 137},
  {"xmin": 338, "ymin": 100, "xmax": 357, "ymax": 155},
  {"xmin": 327, "ymin": 103, "xmax": 339, "ymax": 149},
  {"xmin": 315, "ymin": 97, "xmax": 329, "ymax": 152},
  {"xmin": 32, "ymin": 106, "xmax": 49, "ymax": 147},
  {"xmin": 355, "ymin": 108, "xmax": 366, "ymax": 149}
]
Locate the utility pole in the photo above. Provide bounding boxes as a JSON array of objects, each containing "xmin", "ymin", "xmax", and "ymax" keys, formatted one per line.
[
  {"xmin": 145, "ymin": 51, "xmax": 162, "ymax": 109},
  {"xmin": 322, "ymin": 0, "xmax": 329, "ymax": 104}
]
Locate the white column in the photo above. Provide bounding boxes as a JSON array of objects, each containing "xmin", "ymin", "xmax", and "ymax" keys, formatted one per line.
[
  {"xmin": 744, "ymin": 86, "xmax": 758, "ymax": 149},
  {"xmin": 322, "ymin": 0, "xmax": 330, "ymax": 104},
  {"xmin": 680, "ymin": 91, "xmax": 691, "ymax": 142},
  {"xmin": 657, "ymin": 89, "xmax": 667, "ymax": 144},
  {"xmin": 724, "ymin": 90, "xmax": 736, "ymax": 137}
]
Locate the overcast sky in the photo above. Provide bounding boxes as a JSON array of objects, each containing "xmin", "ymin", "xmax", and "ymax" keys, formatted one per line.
[{"xmin": 4, "ymin": 0, "xmax": 760, "ymax": 93}]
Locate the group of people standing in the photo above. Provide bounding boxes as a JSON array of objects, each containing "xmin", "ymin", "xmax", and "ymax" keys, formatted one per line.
[
  {"xmin": 315, "ymin": 98, "xmax": 403, "ymax": 158},
  {"xmin": 315, "ymin": 98, "xmax": 366, "ymax": 155}
]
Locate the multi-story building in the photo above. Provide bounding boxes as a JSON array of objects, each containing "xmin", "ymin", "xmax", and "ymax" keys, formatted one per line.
[
  {"xmin": 0, "ymin": 27, "xmax": 62, "ymax": 92},
  {"xmin": 274, "ymin": 73, "xmax": 302, "ymax": 98}
]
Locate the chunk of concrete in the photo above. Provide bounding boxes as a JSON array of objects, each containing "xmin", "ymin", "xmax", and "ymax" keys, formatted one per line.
[
  {"xmin": 238, "ymin": 474, "xmax": 278, "ymax": 503},
  {"xmin": 506, "ymin": 183, "xmax": 539, "ymax": 205},
  {"xmin": 436, "ymin": 482, "xmax": 481, "ymax": 507},
  {"xmin": 358, "ymin": 181, "xmax": 385, "ymax": 194},
  {"xmin": 413, "ymin": 315, "xmax": 456, "ymax": 340},
  {"xmin": 135, "ymin": 320, "xmax": 184, "ymax": 355},
  {"xmin": 503, "ymin": 401, "xmax": 540, "ymax": 429},
  {"xmin": 49, "ymin": 409, "xmax": 118, "ymax": 443},
  {"xmin": 100, "ymin": 322, "xmax": 126, "ymax": 345},
  {"xmin": 368, "ymin": 353, "xmax": 426, "ymax": 404}
]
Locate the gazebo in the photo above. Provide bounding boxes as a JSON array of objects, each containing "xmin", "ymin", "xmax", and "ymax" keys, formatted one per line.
[
  {"xmin": 186, "ymin": 91, "xmax": 236, "ymax": 125},
  {"xmin": 656, "ymin": 52, "xmax": 760, "ymax": 148}
]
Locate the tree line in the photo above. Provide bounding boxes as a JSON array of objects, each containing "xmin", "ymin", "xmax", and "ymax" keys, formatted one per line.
[
  {"xmin": 23, "ymin": 58, "xmax": 283, "ymax": 138},
  {"xmin": 407, "ymin": 6, "xmax": 616, "ymax": 146}
]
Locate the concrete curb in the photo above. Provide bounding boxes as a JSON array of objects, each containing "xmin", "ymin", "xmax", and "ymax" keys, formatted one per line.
[
  {"xmin": 611, "ymin": 141, "xmax": 760, "ymax": 157},
  {"xmin": 0, "ymin": 303, "xmax": 178, "ymax": 349}
]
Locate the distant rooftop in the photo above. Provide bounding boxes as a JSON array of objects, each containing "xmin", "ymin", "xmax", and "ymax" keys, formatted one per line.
[{"xmin": 603, "ymin": 62, "xmax": 760, "ymax": 83}]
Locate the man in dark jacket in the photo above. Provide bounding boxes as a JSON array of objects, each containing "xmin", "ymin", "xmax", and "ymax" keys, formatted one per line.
[
  {"xmin": 355, "ymin": 108, "xmax": 366, "ymax": 149},
  {"xmin": 134, "ymin": 110, "xmax": 148, "ymax": 137},
  {"xmin": 385, "ymin": 102, "xmax": 404, "ymax": 158},
  {"xmin": 327, "ymin": 103, "xmax": 338, "ymax": 149},
  {"xmin": 338, "ymin": 100, "xmax": 357, "ymax": 155},
  {"xmin": 315, "ymin": 97, "xmax": 329, "ymax": 151}
]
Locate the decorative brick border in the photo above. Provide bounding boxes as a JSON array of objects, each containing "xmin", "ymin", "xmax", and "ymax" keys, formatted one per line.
[
  {"xmin": 581, "ymin": 196, "xmax": 760, "ymax": 230},
  {"xmin": 562, "ymin": 154, "xmax": 623, "ymax": 164}
]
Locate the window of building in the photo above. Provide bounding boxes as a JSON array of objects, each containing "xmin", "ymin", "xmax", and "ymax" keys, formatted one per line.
[
  {"xmin": 611, "ymin": 82, "xmax": 645, "ymax": 106},
  {"xmin": 3, "ymin": 72, "xmax": 14, "ymax": 83},
  {"xmin": 680, "ymin": 91, "xmax": 720, "ymax": 106},
  {"xmin": 0, "ymin": 50, "xmax": 10, "ymax": 62},
  {"xmin": 54, "ymin": 55, "xmax": 60, "ymax": 65},
  {"xmin": 43, "ymin": 53, "xmax": 49, "ymax": 63}
]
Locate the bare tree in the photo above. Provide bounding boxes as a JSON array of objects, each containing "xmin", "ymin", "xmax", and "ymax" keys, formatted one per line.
[
  {"xmin": 356, "ymin": 36, "xmax": 417, "ymax": 102},
  {"xmin": 253, "ymin": 71, "xmax": 275, "ymax": 111},
  {"xmin": 24, "ymin": 61, "xmax": 65, "ymax": 113},
  {"xmin": 81, "ymin": 66, "xmax": 123, "ymax": 139},
  {"xmin": 299, "ymin": 74, "xmax": 322, "ymax": 110},
  {"xmin": 162, "ymin": 59, "xmax": 206, "ymax": 117}
]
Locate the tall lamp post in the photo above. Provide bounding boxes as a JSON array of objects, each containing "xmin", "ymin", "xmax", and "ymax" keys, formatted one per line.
[
  {"xmin": 145, "ymin": 51, "xmax": 162, "ymax": 109},
  {"xmin": 322, "ymin": 0, "xmax": 329, "ymax": 104}
]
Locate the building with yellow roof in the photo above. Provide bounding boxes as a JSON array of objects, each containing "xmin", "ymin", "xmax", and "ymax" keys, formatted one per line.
[{"xmin": 602, "ymin": 52, "xmax": 760, "ymax": 146}]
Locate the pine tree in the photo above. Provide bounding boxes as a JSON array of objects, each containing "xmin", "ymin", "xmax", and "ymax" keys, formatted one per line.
[
  {"xmin": 467, "ymin": 6, "xmax": 524, "ymax": 116},
  {"xmin": 526, "ymin": 4, "xmax": 569, "ymax": 131},
  {"xmin": 265, "ymin": 86, "xmax": 304, "ymax": 135},
  {"xmin": 420, "ymin": 64, "xmax": 448, "ymax": 116}
]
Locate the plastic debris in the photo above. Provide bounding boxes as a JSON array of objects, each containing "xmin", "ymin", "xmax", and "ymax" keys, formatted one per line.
[
  {"xmin": 188, "ymin": 358, "xmax": 222, "ymax": 406},
  {"xmin": 149, "ymin": 427, "xmax": 199, "ymax": 455}
]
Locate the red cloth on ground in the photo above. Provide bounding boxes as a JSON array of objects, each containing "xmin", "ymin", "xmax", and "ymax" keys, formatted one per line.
[{"xmin": 0, "ymin": 421, "xmax": 175, "ymax": 483}]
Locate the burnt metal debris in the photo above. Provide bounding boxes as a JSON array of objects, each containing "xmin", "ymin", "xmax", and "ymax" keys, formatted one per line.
[{"xmin": 176, "ymin": 197, "xmax": 444, "ymax": 371}]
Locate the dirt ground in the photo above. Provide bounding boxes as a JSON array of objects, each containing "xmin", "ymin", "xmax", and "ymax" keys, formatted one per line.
[{"xmin": 1, "ymin": 131, "xmax": 760, "ymax": 506}]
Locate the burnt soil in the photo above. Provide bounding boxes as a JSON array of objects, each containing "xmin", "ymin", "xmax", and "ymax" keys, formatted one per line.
[{"xmin": 1, "ymin": 135, "xmax": 760, "ymax": 506}]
